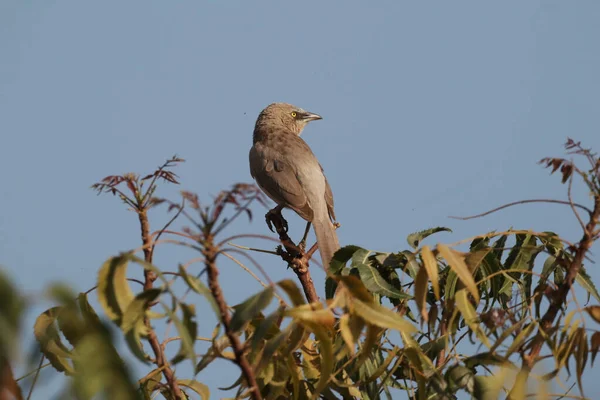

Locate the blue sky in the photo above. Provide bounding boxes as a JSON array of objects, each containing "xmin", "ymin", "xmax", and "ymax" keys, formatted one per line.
[{"xmin": 1, "ymin": 1, "xmax": 599, "ymax": 398}]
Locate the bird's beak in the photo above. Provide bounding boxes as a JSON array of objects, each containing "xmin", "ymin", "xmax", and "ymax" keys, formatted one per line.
[{"xmin": 301, "ymin": 111, "xmax": 323, "ymax": 122}]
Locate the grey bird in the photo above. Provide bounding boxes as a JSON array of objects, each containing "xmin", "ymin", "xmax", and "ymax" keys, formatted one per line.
[{"xmin": 249, "ymin": 103, "xmax": 340, "ymax": 269}]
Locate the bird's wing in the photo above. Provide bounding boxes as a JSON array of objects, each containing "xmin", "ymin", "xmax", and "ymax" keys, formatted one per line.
[
  {"xmin": 320, "ymin": 164, "xmax": 336, "ymax": 222},
  {"xmin": 249, "ymin": 147, "xmax": 314, "ymax": 221}
]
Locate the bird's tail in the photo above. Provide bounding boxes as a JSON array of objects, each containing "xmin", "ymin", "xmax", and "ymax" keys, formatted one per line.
[{"xmin": 312, "ymin": 212, "xmax": 340, "ymax": 270}]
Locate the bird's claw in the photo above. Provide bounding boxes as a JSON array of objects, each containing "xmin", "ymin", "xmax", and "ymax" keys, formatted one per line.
[{"xmin": 265, "ymin": 207, "xmax": 288, "ymax": 233}]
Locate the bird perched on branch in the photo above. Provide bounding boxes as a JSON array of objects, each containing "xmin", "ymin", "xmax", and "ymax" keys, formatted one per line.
[{"xmin": 249, "ymin": 102, "xmax": 340, "ymax": 269}]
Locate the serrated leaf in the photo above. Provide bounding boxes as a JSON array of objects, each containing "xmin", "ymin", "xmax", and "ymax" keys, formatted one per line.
[
  {"xmin": 177, "ymin": 379, "xmax": 210, "ymax": 400},
  {"xmin": 33, "ymin": 307, "xmax": 75, "ymax": 375},
  {"xmin": 576, "ymin": 267, "xmax": 600, "ymax": 302},
  {"xmin": 97, "ymin": 255, "xmax": 136, "ymax": 324},
  {"xmin": 407, "ymin": 227, "xmax": 452, "ymax": 249},
  {"xmin": 438, "ymin": 244, "xmax": 480, "ymax": 303},
  {"xmin": 356, "ymin": 262, "xmax": 410, "ymax": 300},
  {"xmin": 230, "ymin": 286, "xmax": 274, "ymax": 332}
]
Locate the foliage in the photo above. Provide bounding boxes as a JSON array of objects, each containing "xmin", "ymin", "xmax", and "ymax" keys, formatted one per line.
[{"xmin": 2, "ymin": 139, "xmax": 600, "ymax": 399}]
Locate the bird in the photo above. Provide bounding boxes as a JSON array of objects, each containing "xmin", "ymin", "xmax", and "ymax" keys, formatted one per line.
[{"xmin": 249, "ymin": 102, "xmax": 340, "ymax": 269}]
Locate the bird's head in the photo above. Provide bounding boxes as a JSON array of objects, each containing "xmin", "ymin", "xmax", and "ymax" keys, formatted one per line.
[{"xmin": 255, "ymin": 102, "xmax": 322, "ymax": 136}]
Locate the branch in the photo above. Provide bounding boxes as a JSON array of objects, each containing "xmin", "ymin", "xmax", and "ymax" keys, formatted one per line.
[
  {"xmin": 137, "ymin": 207, "xmax": 184, "ymax": 399},
  {"xmin": 203, "ymin": 242, "xmax": 262, "ymax": 400},
  {"xmin": 449, "ymin": 199, "xmax": 593, "ymax": 221},
  {"xmin": 524, "ymin": 194, "xmax": 600, "ymax": 370},
  {"xmin": 267, "ymin": 210, "xmax": 320, "ymax": 303}
]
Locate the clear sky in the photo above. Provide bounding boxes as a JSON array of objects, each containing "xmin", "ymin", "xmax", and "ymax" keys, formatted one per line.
[{"xmin": 1, "ymin": 1, "xmax": 599, "ymax": 398}]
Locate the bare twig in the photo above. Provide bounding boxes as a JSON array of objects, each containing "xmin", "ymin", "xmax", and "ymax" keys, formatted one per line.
[{"xmin": 449, "ymin": 199, "xmax": 592, "ymax": 221}]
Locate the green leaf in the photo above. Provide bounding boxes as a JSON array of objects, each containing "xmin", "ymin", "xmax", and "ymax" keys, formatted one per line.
[
  {"xmin": 356, "ymin": 260, "xmax": 411, "ymax": 300},
  {"xmin": 576, "ymin": 266, "xmax": 600, "ymax": 302},
  {"xmin": 455, "ymin": 290, "xmax": 490, "ymax": 348},
  {"xmin": 326, "ymin": 245, "xmax": 363, "ymax": 298},
  {"xmin": 179, "ymin": 265, "xmax": 221, "ymax": 318},
  {"xmin": 121, "ymin": 289, "xmax": 162, "ymax": 334},
  {"xmin": 406, "ymin": 227, "xmax": 452, "ymax": 249},
  {"xmin": 229, "ymin": 286, "xmax": 274, "ymax": 332},
  {"xmin": 170, "ymin": 302, "xmax": 198, "ymax": 366},
  {"xmin": 33, "ymin": 307, "xmax": 75, "ymax": 375},
  {"xmin": 97, "ymin": 255, "xmax": 136, "ymax": 324}
]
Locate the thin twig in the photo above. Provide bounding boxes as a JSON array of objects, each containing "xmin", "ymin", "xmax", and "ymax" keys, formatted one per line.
[
  {"xmin": 25, "ymin": 355, "xmax": 45, "ymax": 400},
  {"xmin": 228, "ymin": 242, "xmax": 279, "ymax": 256},
  {"xmin": 449, "ymin": 199, "xmax": 593, "ymax": 221},
  {"xmin": 567, "ymin": 171, "xmax": 587, "ymax": 233}
]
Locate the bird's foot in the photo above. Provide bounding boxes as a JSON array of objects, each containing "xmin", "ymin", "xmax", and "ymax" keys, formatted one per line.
[{"xmin": 265, "ymin": 206, "xmax": 288, "ymax": 233}]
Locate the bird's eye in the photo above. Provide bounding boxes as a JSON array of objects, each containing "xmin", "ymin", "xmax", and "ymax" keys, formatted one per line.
[{"xmin": 291, "ymin": 111, "xmax": 297, "ymax": 118}]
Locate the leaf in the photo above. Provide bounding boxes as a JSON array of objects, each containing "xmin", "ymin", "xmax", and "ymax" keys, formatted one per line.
[
  {"xmin": 179, "ymin": 265, "xmax": 220, "ymax": 318},
  {"xmin": 286, "ymin": 304, "xmax": 335, "ymax": 329},
  {"xmin": 414, "ymin": 264, "xmax": 429, "ymax": 322},
  {"xmin": 229, "ymin": 286, "xmax": 274, "ymax": 332},
  {"xmin": 421, "ymin": 245, "xmax": 440, "ymax": 300},
  {"xmin": 170, "ymin": 303, "xmax": 198, "ymax": 366},
  {"xmin": 576, "ymin": 266, "xmax": 600, "ymax": 302},
  {"xmin": 326, "ymin": 245, "xmax": 365, "ymax": 299},
  {"xmin": 300, "ymin": 320, "xmax": 333, "ymax": 399},
  {"xmin": 97, "ymin": 255, "xmax": 136, "ymax": 324},
  {"xmin": 407, "ymin": 227, "xmax": 452, "ymax": 249},
  {"xmin": 251, "ymin": 308, "xmax": 283, "ymax": 349},
  {"xmin": 505, "ymin": 323, "xmax": 535, "ymax": 357},
  {"xmin": 591, "ymin": 331, "xmax": 600, "ymax": 366},
  {"xmin": 121, "ymin": 289, "xmax": 161, "ymax": 334},
  {"xmin": 585, "ymin": 306, "xmax": 600, "ymax": 324},
  {"xmin": 351, "ymin": 298, "xmax": 417, "ymax": 334},
  {"xmin": 356, "ymin": 259, "xmax": 410, "ymax": 300},
  {"xmin": 339, "ymin": 314, "xmax": 364, "ymax": 354},
  {"xmin": 455, "ymin": 290, "xmax": 490, "ymax": 348},
  {"xmin": 177, "ymin": 379, "xmax": 210, "ymax": 400},
  {"xmin": 438, "ymin": 244, "xmax": 480, "ymax": 303},
  {"xmin": 33, "ymin": 307, "xmax": 75, "ymax": 374},
  {"xmin": 277, "ymin": 279, "xmax": 306, "ymax": 306}
]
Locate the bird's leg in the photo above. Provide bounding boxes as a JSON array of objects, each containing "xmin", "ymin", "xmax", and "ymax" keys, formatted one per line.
[
  {"xmin": 298, "ymin": 221, "xmax": 312, "ymax": 251},
  {"xmin": 265, "ymin": 205, "xmax": 288, "ymax": 233}
]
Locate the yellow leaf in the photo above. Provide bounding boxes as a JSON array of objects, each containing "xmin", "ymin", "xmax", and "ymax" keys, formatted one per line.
[
  {"xmin": 585, "ymin": 305, "xmax": 600, "ymax": 324},
  {"xmin": 421, "ymin": 245, "xmax": 440, "ymax": 300},
  {"xmin": 352, "ymin": 298, "xmax": 417, "ymax": 334},
  {"xmin": 438, "ymin": 244, "xmax": 479, "ymax": 303}
]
